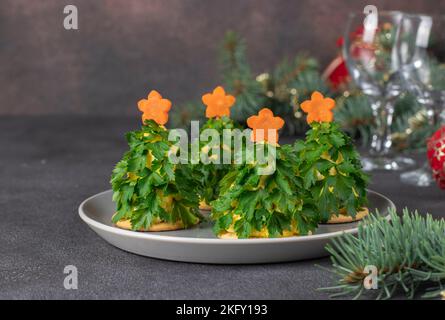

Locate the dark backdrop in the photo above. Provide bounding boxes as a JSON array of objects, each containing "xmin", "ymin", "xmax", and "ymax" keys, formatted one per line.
[{"xmin": 1, "ymin": 0, "xmax": 443, "ymax": 115}]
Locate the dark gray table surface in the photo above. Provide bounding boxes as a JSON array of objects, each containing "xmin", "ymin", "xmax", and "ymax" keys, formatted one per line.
[{"xmin": 1, "ymin": 115, "xmax": 444, "ymax": 300}]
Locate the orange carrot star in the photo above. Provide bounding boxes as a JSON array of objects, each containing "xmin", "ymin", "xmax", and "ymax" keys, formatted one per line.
[
  {"xmin": 202, "ymin": 86, "xmax": 236, "ymax": 118},
  {"xmin": 300, "ymin": 91, "xmax": 335, "ymax": 124},
  {"xmin": 247, "ymin": 108, "xmax": 284, "ymax": 143},
  {"xmin": 137, "ymin": 90, "xmax": 171, "ymax": 125}
]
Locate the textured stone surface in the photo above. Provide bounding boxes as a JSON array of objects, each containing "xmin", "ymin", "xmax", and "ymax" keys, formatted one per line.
[
  {"xmin": 1, "ymin": 115, "xmax": 444, "ymax": 299},
  {"xmin": 1, "ymin": 0, "xmax": 444, "ymax": 115}
]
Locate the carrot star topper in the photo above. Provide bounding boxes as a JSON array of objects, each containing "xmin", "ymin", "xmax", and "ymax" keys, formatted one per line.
[
  {"xmin": 300, "ymin": 91, "xmax": 335, "ymax": 124},
  {"xmin": 137, "ymin": 90, "xmax": 172, "ymax": 125},
  {"xmin": 202, "ymin": 86, "xmax": 236, "ymax": 118},
  {"xmin": 247, "ymin": 108, "xmax": 284, "ymax": 144}
]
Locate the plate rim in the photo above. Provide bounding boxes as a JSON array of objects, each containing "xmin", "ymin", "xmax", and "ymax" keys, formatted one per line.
[{"xmin": 79, "ymin": 189, "xmax": 395, "ymax": 244}]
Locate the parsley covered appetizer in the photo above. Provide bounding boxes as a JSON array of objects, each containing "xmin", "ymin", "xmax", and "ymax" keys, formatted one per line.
[
  {"xmin": 195, "ymin": 86, "xmax": 237, "ymax": 210},
  {"xmin": 111, "ymin": 90, "xmax": 202, "ymax": 231},
  {"xmin": 211, "ymin": 108, "xmax": 319, "ymax": 239},
  {"xmin": 296, "ymin": 91, "xmax": 369, "ymax": 223}
]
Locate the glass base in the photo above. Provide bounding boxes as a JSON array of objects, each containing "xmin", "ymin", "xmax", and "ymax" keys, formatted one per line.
[
  {"xmin": 400, "ymin": 166, "xmax": 434, "ymax": 187},
  {"xmin": 361, "ymin": 156, "xmax": 416, "ymax": 172}
]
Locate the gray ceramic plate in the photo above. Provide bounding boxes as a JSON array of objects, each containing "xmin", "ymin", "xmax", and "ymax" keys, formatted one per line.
[{"xmin": 79, "ymin": 189, "xmax": 395, "ymax": 264}]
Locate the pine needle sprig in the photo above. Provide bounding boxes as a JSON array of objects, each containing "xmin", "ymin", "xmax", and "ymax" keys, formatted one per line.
[
  {"xmin": 272, "ymin": 54, "xmax": 323, "ymax": 99},
  {"xmin": 321, "ymin": 208, "xmax": 445, "ymax": 299},
  {"xmin": 219, "ymin": 31, "xmax": 265, "ymax": 122},
  {"xmin": 169, "ymin": 101, "xmax": 205, "ymax": 131},
  {"xmin": 334, "ymin": 93, "xmax": 373, "ymax": 146},
  {"xmin": 219, "ymin": 32, "xmax": 328, "ymax": 134}
]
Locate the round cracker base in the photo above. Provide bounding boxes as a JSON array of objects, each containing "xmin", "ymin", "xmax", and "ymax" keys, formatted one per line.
[
  {"xmin": 218, "ymin": 232, "xmax": 239, "ymax": 239},
  {"xmin": 217, "ymin": 230, "xmax": 306, "ymax": 239},
  {"xmin": 199, "ymin": 201, "xmax": 211, "ymax": 211},
  {"xmin": 112, "ymin": 214, "xmax": 190, "ymax": 232},
  {"xmin": 326, "ymin": 207, "xmax": 369, "ymax": 224}
]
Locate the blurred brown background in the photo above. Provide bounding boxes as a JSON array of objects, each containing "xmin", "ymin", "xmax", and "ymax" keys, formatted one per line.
[{"xmin": 1, "ymin": 0, "xmax": 443, "ymax": 115}]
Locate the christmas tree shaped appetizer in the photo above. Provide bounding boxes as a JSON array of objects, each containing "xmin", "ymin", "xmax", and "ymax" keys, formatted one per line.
[
  {"xmin": 111, "ymin": 90, "xmax": 202, "ymax": 231},
  {"xmin": 211, "ymin": 108, "xmax": 319, "ymax": 239},
  {"xmin": 296, "ymin": 91, "xmax": 369, "ymax": 223},
  {"xmin": 195, "ymin": 86, "xmax": 237, "ymax": 210}
]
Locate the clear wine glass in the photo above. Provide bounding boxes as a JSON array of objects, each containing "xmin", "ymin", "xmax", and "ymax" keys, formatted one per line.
[
  {"xmin": 396, "ymin": 14, "xmax": 445, "ymax": 186},
  {"xmin": 343, "ymin": 11, "xmax": 416, "ymax": 171}
]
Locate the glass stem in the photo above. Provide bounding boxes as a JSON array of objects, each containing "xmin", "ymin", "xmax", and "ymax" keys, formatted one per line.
[{"xmin": 368, "ymin": 97, "xmax": 395, "ymax": 156}]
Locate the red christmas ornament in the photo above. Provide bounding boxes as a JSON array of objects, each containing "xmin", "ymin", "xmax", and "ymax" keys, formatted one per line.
[
  {"xmin": 322, "ymin": 27, "xmax": 369, "ymax": 91},
  {"xmin": 322, "ymin": 55, "xmax": 350, "ymax": 90},
  {"xmin": 427, "ymin": 126, "xmax": 445, "ymax": 189}
]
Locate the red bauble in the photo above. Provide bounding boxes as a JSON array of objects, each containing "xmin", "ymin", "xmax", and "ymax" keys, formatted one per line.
[
  {"xmin": 323, "ymin": 27, "xmax": 371, "ymax": 91},
  {"xmin": 427, "ymin": 126, "xmax": 445, "ymax": 189},
  {"xmin": 322, "ymin": 55, "xmax": 350, "ymax": 90}
]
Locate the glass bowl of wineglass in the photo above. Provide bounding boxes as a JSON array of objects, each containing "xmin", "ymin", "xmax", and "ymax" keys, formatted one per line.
[
  {"xmin": 396, "ymin": 14, "xmax": 445, "ymax": 186},
  {"xmin": 343, "ymin": 11, "xmax": 416, "ymax": 171}
]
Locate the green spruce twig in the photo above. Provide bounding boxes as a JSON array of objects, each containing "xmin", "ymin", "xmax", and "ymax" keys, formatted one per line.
[
  {"xmin": 320, "ymin": 208, "xmax": 445, "ymax": 299},
  {"xmin": 219, "ymin": 31, "xmax": 265, "ymax": 122}
]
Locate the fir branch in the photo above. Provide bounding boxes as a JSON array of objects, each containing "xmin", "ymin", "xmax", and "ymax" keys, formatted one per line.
[
  {"xmin": 334, "ymin": 93, "xmax": 373, "ymax": 147},
  {"xmin": 272, "ymin": 54, "xmax": 320, "ymax": 94},
  {"xmin": 391, "ymin": 94, "xmax": 439, "ymax": 152},
  {"xmin": 169, "ymin": 101, "xmax": 205, "ymax": 132},
  {"xmin": 269, "ymin": 55, "xmax": 329, "ymax": 135},
  {"xmin": 321, "ymin": 208, "xmax": 445, "ymax": 299},
  {"xmin": 289, "ymin": 69, "xmax": 330, "ymax": 102},
  {"xmin": 219, "ymin": 31, "xmax": 265, "ymax": 122}
]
